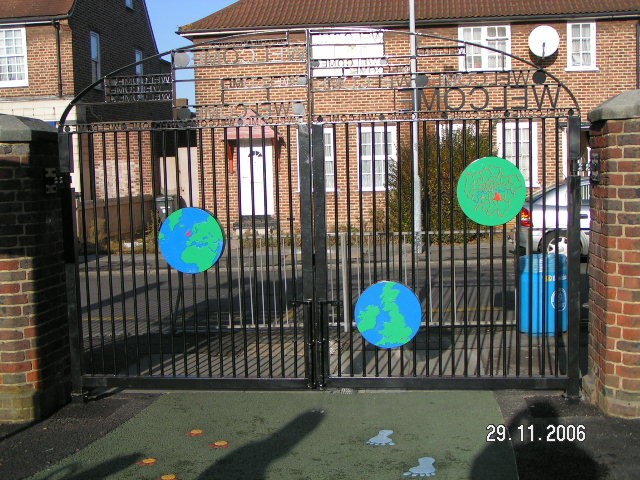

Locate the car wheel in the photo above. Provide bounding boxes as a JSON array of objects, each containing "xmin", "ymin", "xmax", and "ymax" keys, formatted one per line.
[{"xmin": 543, "ymin": 230, "xmax": 569, "ymax": 255}]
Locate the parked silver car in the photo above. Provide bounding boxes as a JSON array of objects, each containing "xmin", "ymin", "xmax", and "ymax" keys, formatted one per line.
[{"xmin": 512, "ymin": 179, "xmax": 591, "ymax": 256}]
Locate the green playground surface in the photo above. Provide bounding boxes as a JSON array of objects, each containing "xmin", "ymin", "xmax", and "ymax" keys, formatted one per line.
[{"xmin": 27, "ymin": 390, "xmax": 517, "ymax": 480}]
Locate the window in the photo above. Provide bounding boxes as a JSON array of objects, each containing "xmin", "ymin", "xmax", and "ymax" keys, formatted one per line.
[
  {"xmin": 323, "ymin": 128, "xmax": 335, "ymax": 192},
  {"xmin": 496, "ymin": 121, "xmax": 538, "ymax": 187},
  {"xmin": 296, "ymin": 127, "xmax": 336, "ymax": 192},
  {"xmin": 311, "ymin": 32, "xmax": 384, "ymax": 77},
  {"xmin": 459, "ymin": 25, "xmax": 511, "ymax": 71},
  {"xmin": 125, "ymin": 0, "xmax": 134, "ymax": 9},
  {"xmin": 90, "ymin": 32, "xmax": 101, "ymax": 84},
  {"xmin": 0, "ymin": 28, "xmax": 28, "ymax": 87},
  {"xmin": 135, "ymin": 48, "xmax": 143, "ymax": 75},
  {"xmin": 359, "ymin": 125, "xmax": 397, "ymax": 191},
  {"xmin": 567, "ymin": 22, "xmax": 596, "ymax": 70}
]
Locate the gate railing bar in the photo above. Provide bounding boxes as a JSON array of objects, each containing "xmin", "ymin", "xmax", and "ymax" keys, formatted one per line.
[
  {"xmin": 223, "ymin": 128, "xmax": 237, "ymax": 376},
  {"xmin": 60, "ymin": 131, "xmax": 84, "ymax": 399},
  {"xmin": 285, "ymin": 125, "xmax": 301, "ymax": 377},
  {"xmin": 124, "ymin": 130, "xmax": 141, "ymax": 376},
  {"xmin": 566, "ymin": 115, "xmax": 583, "ymax": 399},
  {"xmin": 312, "ymin": 123, "xmax": 329, "ymax": 387},
  {"xmin": 298, "ymin": 124, "xmax": 315, "ymax": 388}
]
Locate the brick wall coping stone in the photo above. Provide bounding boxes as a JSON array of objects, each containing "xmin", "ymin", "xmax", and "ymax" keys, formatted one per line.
[
  {"xmin": 0, "ymin": 114, "xmax": 56, "ymax": 143},
  {"xmin": 588, "ymin": 89, "xmax": 640, "ymax": 122}
]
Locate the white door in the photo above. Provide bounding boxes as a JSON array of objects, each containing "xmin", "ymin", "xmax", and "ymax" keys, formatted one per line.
[{"xmin": 239, "ymin": 140, "xmax": 274, "ymax": 216}]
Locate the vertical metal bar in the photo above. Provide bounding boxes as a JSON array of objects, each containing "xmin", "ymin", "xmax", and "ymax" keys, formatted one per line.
[
  {"xmin": 344, "ymin": 124, "xmax": 355, "ymax": 377},
  {"xmin": 273, "ymin": 125, "xmax": 286, "ymax": 378},
  {"xmin": 236, "ymin": 126, "xmax": 249, "ymax": 377},
  {"xmin": 103, "ymin": 132, "xmax": 117, "ymax": 374},
  {"xmin": 285, "ymin": 126, "xmax": 300, "ymax": 377},
  {"xmin": 311, "ymin": 123, "xmax": 328, "ymax": 387},
  {"xmin": 436, "ymin": 120, "xmax": 444, "ymax": 376},
  {"xmin": 298, "ymin": 124, "xmax": 315, "ymax": 387},
  {"xmin": 447, "ymin": 120, "xmax": 456, "ymax": 376},
  {"xmin": 223, "ymin": 128, "xmax": 237, "ymax": 377},
  {"xmin": 59, "ymin": 131, "xmax": 84, "ymax": 398},
  {"xmin": 260, "ymin": 127, "xmax": 274, "ymax": 378},
  {"xmin": 137, "ymin": 130, "xmax": 152, "ymax": 377},
  {"xmin": 566, "ymin": 115, "xmax": 582, "ymax": 399},
  {"xmin": 475, "ymin": 120, "xmax": 482, "ymax": 376},
  {"xmin": 125, "ymin": 130, "xmax": 140, "ymax": 376},
  {"xmin": 113, "ymin": 132, "xmax": 129, "ymax": 375},
  {"xmin": 209, "ymin": 127, "xmax": 223, "ymax": 378},
  {"xmin": 422, "ymin": 120, "xmax": 431, "ymax": 377},
  {"xmin": 150, "ymin": 130, "xmax": 165, "ymax": 377},
  {"xmin": 461, "ymin": 121, "xmax": 469, "ymax": 377},
  {"xmin": 79, "ymin": 132, "xmax": 95, "ymax": 376},
  {"xmin": 357, "ymin": 123, "xmax": 367, "ymax": 377}
]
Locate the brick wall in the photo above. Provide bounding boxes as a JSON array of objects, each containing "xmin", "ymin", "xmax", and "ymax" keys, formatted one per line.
[
  {"xmin": 0, "ymin": 116, "xmax": 70, "ymax": 423},
  {"xmin": 583, "ymin": 91, "xmax": 640, "ymax": 418}
]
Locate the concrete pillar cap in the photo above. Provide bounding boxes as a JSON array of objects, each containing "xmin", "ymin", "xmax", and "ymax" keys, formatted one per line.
[
  {"xmin": 588, "ymin": 89, "xmax": 640, "ymax": 122},
  {"xmin": 0, "ymin": 114, "xmax": 56, "ymax": 143}
]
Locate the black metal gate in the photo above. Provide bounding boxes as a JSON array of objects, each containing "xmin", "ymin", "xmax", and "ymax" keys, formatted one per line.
[{"xmin": 60, "ymin": 29, "xmax": 585, "ymax": 395}]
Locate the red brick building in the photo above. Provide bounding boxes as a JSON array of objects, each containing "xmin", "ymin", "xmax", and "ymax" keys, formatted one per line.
[
  {"xmin": 0, "ymin": 0, "xmax": 173, "ymax": 240},
  {"xmin": 175, "ymin": 0, "xmax": 640, "ymax": 231}
]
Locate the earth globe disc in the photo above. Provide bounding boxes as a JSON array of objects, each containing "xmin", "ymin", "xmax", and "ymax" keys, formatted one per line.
[
  {"xmin": 354, "ymin": 281, "xmax": 422, "ymax": 349},
  {"xmin": 456, "ymin": 156, "xmax": 527, "ymax": 227},
  {"xmin": 158, "ymin": 207, "xmax": 225, "ymax": 274}
]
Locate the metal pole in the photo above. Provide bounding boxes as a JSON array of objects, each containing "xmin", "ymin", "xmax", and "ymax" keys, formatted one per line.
[
  {"xmin": 565, "ymin": 116, "xmax": 582, "ymax": 400},
  {"xmin": 409, "ymin": 0, "xmax": 423, "ymax": 250}
]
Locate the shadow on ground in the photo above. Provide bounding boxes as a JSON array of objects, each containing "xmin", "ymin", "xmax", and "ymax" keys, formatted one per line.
[
  {"xmin": 197, "ymin": 410, "xmax": 324, "ymax": 480},
  {"xmin": 478, "ymin": 398, "xmax": 610, "ymax": 480}
]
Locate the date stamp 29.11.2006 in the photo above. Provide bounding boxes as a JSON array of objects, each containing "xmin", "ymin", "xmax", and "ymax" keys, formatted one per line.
[{"xmin": 486, "ymin": 424, "xmax": 586, "ymax": 443}]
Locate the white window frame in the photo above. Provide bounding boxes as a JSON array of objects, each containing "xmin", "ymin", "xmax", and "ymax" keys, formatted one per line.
[
  {"xmin": 311, "ymin": 31, "xmax": 385, "ymax": 77},
  {"xmin": 566, "ymin": 22, "xmax": 597, "ymax": 71},
  {"xmin": 358, "ymin": 124, "xmax": 397, "ymax": 192},
  {"xmin": 458, "ymin": 25, "xmax": 511, "ymax": 72},
  {"xmin": 323, "ymin": 127, "xmax": 336, "ymax": 192},
  {"xmin": 90, "ymin": 31, "xmax": 101, "ymax": 85},
  {"xmin": 495, "ymin": 121, "xmax": 539, "ymax": 187},
  {"xmin": 0, "ymin": 27, "xmax": 28, "ymax": 87},
  {"xmin": 296, "ymin": 126, "xmax": 336, "ymax": 193}
]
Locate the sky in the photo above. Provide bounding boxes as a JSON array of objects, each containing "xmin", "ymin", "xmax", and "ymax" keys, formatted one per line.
[{"xmin": 146, "ymin": 0, "xmax": 239, "ymax": 101}]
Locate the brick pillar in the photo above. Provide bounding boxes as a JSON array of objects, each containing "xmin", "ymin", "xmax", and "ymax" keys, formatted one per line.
[
  {"xmin": 0, "ymin": 115, "xmax": 70, "ymax": 423},
  {"xmin": 582, "ymin": 90, "xmax": 640, "ymax": 418}
]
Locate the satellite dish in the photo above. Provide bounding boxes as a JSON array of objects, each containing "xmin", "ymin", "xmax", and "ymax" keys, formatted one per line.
[{"xmin": 528, "ymin": 25, "xmax": 560, "ymax": 59}]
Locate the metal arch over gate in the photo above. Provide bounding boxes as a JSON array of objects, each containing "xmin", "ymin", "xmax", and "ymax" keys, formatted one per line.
[{"xmin": 59, "ymin": 28, "xmax": 585, "ymax": 395}]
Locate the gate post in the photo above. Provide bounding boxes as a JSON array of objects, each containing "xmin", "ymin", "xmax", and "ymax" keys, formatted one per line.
[
  {"xmin": 566, "ymin": 116, "xmax": 583, "ymax": 400},
  {"xmin": 0, "ymin": 115, "xmax": 71, "ymax": 422},
  {"xmin": 583, "ymin": 90, "xmax": 640, "ymax": 418}
]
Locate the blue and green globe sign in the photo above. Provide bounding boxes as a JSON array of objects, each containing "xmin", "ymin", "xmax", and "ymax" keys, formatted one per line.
[
  {"xmin": 158, "ymin": 208, "xmax": 224, "ymax": 274},
  {"xmin": 457, "ymin": 156, "xmax": 527, "ymax": 227},
  {"xmin": 355, "ymin": 281, "xmax": 422, "ymax": 349}
]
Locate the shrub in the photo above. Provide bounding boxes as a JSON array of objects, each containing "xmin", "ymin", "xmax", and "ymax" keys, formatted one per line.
[{"xmin": 387, "ymin": 123, "xmax": 492, "ymax": 242}]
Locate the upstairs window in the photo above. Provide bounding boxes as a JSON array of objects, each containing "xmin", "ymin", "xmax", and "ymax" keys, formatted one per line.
[
  {"xmin": 459, "ymin": 25, "xmax": 511, "ymax": 71},
  {"xmin": 567, "ymin": 22, "xmax": 596, "ymax": 70},
  {"xmin": 90, "ymin": 32, "xmax": 101, "ymax": 84},
  {"xmin": 0, "ymin": 28, "xmax": 28, "ymax": 87},
  {"xmin": 125, "ymin": 0, "xmax": 134, "ymax": 9}
]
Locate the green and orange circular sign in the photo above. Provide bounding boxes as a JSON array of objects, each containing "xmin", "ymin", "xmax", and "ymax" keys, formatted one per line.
[{"xmin": 456, "ymin": 156, "xmax": 527, "ymax": 227}]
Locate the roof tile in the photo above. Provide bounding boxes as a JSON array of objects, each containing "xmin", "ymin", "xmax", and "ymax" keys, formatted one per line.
[{"xmin": 0, "ymin": 0, "xmax": 75, "ymax": 21}]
